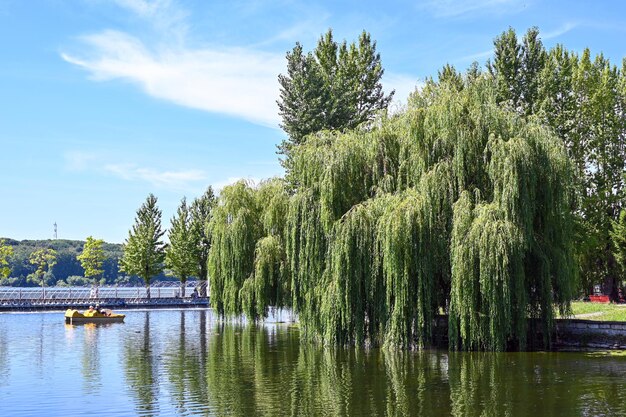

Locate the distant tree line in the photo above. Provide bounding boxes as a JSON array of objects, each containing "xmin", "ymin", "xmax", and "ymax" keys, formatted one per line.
[{"xmin": 0, "ymin": 238, "xmax": 166, "ymax": 286}]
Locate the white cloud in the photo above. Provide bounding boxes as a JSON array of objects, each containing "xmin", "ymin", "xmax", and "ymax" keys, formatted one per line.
[
  {"xmin": 420, "ymin": 0, "xmax": 525, "ymax": 18},
  {"xmin": 62, "ymin": 30, "xmax": 283, "ymax": 127},
  {"xmin": 104, "ymin": 163, "xmax": 207, "ymax": 189},
  {"xmin": 543, "ymin": 22, "xmax": 578, "ymax": 40},
  {"xmin": 64, "ymin": 0, "xmax": 284, "ymax": 127},
  {"xmin": 458, "ymin": 49, "xmax": 493, "ymax": 63}
]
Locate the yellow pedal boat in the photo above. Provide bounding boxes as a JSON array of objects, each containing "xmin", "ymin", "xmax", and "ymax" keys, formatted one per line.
[{"xmin": 65, "ymin": 308, "xmax": 125, "ymax": 324}]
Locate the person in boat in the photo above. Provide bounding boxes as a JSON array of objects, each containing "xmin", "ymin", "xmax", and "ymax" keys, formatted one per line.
[{"xmin": 96, "ymin": 303, "xmax": 112, "ymax": 316}]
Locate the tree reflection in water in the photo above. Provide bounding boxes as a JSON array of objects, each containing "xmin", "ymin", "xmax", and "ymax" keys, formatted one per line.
[
  {"xmin": 119, "ymin": 310, "xmax": 626, "ymax": 417},
  {"xmin": 124, "ymin": 311, "xmax": 160, "ymax": 416}
]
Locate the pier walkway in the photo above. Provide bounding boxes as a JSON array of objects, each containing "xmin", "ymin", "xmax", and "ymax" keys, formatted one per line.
[{"xmin": 0, "ymin": 284, "xmax": 210, "ymax": 312}]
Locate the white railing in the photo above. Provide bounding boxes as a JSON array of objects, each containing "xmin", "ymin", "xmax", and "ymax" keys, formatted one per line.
[{"xmin": 0, "ymin": 281, "xmax": 209, "ymax": 307}]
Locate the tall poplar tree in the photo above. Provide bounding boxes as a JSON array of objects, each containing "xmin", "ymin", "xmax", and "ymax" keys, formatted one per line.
[
  {"xmin": 190, "ymin": 187, "xmax": 217, "ymax": 298},
  {"xmin": 277, "ymin": 29, "xmax": 394, "ymax": 169},
  {"xmin": 166, "ymin": 198, "xmax": 197, "ymax": 298},
  {"xmin": 120, "ymin": 194, "xmax": 166, "ymax": 299}
]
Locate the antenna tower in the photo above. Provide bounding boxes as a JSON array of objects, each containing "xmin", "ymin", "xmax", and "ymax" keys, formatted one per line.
[{"xmin": 53, "ymin": 222, "xmax": 57, "ymax": 240}]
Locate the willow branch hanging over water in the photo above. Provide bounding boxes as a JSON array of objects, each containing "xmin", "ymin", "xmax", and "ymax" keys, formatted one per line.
[{"xmin": 208, "ymin": 76, "xmax": 575, "ymax": 351}]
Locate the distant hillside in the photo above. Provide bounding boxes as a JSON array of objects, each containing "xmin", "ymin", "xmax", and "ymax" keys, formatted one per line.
[{"xmin": 0, "ymin": 238, "xmax": 172, "ymax": 286}]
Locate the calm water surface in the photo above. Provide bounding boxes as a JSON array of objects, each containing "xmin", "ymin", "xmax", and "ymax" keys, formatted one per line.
[{"xmin": 0, "ymin": 309, "xmax": 625, "ymax": 417}]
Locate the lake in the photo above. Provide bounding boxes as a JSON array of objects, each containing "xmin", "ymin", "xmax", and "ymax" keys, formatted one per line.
[{"xmin": 0, "ymin": 309, "xmax": 625, "ymax": 416}]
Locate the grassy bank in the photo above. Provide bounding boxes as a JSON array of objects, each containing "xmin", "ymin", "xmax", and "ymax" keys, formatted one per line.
[{"xmin": 567, "ymin": 301, "xmax": 626, "ymax": 321}]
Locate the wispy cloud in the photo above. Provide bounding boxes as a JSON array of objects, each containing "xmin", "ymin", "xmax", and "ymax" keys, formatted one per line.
[
  {"xmin": 104, "ymin": 163, "xmax": 207, "ymax": 189},
  {"xmin": 63, "ymin": 30, "xmax": 283, "ymax": 126},
  {"xmin": 419, "ymin": 0, "xmax": 526, "ymax": 18},
  {"xmin": 64, "ymin": 149, "xmax": 207, "ymax": 190},
  {"xmin": 542, "ymin": 22, "xmax": 578, "ymax": 40},
  {"xmin": 63, "ymin": 1, "xmax": 284, "ymax": 127},
  {"xmin": 458, "ymin": 49, "xmax": 493, "ymax": 63}
]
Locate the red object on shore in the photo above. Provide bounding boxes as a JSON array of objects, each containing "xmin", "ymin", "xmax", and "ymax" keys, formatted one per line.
[{"xmin": 589, "ymin": 295, "xmax": 610, "ymax": 303}]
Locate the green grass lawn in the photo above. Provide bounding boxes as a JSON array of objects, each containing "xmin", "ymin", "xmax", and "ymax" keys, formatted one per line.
[{"xmin": 565, "ymin": 301, "xmax": 626, "ymax": 321}]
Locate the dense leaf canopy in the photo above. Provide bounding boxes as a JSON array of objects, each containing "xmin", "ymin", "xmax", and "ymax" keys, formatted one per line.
[{"xmin": 209, "ymin": 75, "xmax": 575, "ymax": 351}]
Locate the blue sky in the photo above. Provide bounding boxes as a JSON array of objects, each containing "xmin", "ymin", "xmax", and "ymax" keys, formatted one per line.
[{"xmin": 1, "ymin": 0, "xmax": 625, "ymax": 244}]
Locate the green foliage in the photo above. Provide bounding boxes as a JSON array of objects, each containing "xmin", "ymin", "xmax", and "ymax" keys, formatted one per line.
[
  {"xmin": 278, "ymin": 29, "xmax": 394, "ymax": 168},
  {"xmin": 190, "ymin": 187, "xmax": 217, "ymax": 297},
  {"xmin": 208, "ymin": 181, "xmax": 263, "ymax": 315},
  {"xmin": 0, "ymin": 239, "xmax": 13, "ymax": 278},
  {"xmin": 208, "ymin": 72, "xmax": 575, "ymax": 351},
  {"xmin": 76, "ymin": 236, "xmax": 105, "ymax": 283},
  {"xmin": 0, "ymin": 238, "xmax": 162, "ymax": 286},
  {"xmin": 611, "ymin": 210, "xmax": 626, "ymax": 271},
  {"xmin": 208, "ymin": 179, "xmax": 291, "ymax": 320},
  {"xmin": 282, "ymin": 76, "xmax": 574, "ymax": 350},
  {"xmin": 120, "ymin": 194, "xmax": 166, "ymax": 297},
  {"xmin": 491, "ymin": 27, "xmax": 626, "ymax": 299},
  {"xmin": 57, "ymin": 275, "xmax": 103, "ymax": 287},
  {"xmin": 29, "ymin": 248, "xmax": 57, "ymax": 288},
  {"xmin": 166, "ymin": 198, "xmax": 197, "ymax": 296}
]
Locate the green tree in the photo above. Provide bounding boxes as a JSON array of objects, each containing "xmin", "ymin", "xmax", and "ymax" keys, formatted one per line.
[
  {"xmin": 489, "ymin": 27, "xmax": 546, "ymax": 114},
  {"xmin": 437, "ymin": 63, "xmax": 464, "ymax": 90},
  {"xmin": 190, "ymin": 187, "xmax": 217, "ymax": 298},
  {"xmin": 611, "ymin": 210, "xmax": 626, "ymax": 273},
  {"xmin": 488, "ymin": 27, "xmax": 522, "ymax": 110},
  {"xmin": 0, "ymin": 239, "xmax": 13, "ymax": 278},
  {"xmin": 277, "ymin": 29, "xmax": 394, "ymax": 168},
  {"xmin": 491, "ymin": 27, "xmax": 626, "ymax": 300},
  {"xmin": 208, "ymin": 181, "xmax": 262, "ymax": 315},
  {"xmin": 519, "ymin": 27, "xmax": 546, "ymax": 115},
  {"xmin": 29, "ymin": 248, "xmax": 57, "ymax": 298},
  {"xmin": 120, "ymin": 194, "xmax": 166, "ymax": 299},
  {"xmin": 77, "ymin": 236, "xmax": 105, "ymax": 287},
  {"xmin": 166, "ymin": 198, "xmax": 197, "ymax": 298}
]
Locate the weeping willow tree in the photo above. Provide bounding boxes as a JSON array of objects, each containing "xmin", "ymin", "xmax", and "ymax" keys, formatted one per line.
[
  {"xmin": 210, "ymin": 74, "xmax": 575, "ymax": 350},
  {"xmin": 209, "ymin": 179, "xmax": 291, "ymax": 320},
  {"xmin": 208, "ymin": 181, "xmax": 262, "ymax": 316}
]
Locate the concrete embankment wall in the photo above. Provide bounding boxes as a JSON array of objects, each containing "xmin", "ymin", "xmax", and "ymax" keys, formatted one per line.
[
  {"xmin": 432, "ymin": 316, "xmax": 626, "ymax": 351},
  {"xmin": 555, "ymin": 319, "xmax": 626, "ymax": 350}
]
